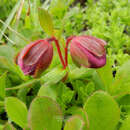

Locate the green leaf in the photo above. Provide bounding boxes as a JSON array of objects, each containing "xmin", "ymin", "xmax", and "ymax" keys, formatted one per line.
[
  {"xmin": 50, "ymin": 0, "xmax": 67, "ymax": 18},
  {"xmin": 97, "ymin": 59, "xmax": 113, "ymax": 91},
  {"xmin": 92, "ymin": 71, "xmax": 105, "ymax": 90},
  {"xmin": 38, "ymin": 85, "xmax": 57, "ymax": 100},
  {"xmin": 5, "ymin": 97, "xmax": 28, "ymax": 128},
  {"xmin": 0, "ymin": 101, "xmax": 4, "ymax": 107},
  {"xmin": 69, "ymin": 67, "xmax": 94, "ymax": 80},
  {"xmin": 0, "ymin": 72, "xmax": 7, "ymax": 100},
  {"xmin": 0, "ymin": 46, "xmax": 16, "ymax": 74},
  {"xmin": 120, "ymin": 115, "xmax": 130, "ymax": 130},
  {"xmin": 0, "ymin": 125, "xmax": 3, "ymax": 130},
  {"xmin": 66, "ymin": 107, "xmax": 89, "ymax": 130},
  {"xmin": 38, "ymin": 82, "xmax": 74, "ymax": 112},
  {"xmin": 28, "ymin": 97, "xmax": 63, "ymax": 130},
  {"xmin": 40, "ymin": 68, "xmax": 67, "ymax": 86},
  {"xmin": 17, "ymin": 87, "xmax": 30, "ymax": 103},
  {"xmin": 0, "ymin": 57, "xmax": 14, "ymax": 72},
  {"xmin": 118, "ymin": 94, "xmax": 130, "ymax": 106},
  {"xmin": 0, "ymin": 45, "xmax": 14, "ymax": 63},
  {"xmin": 64, "ymin": 115, "xmax": 85, "ymax": 130},
  {"xmin": 117, "ymin": 94, "xmax": 130, "ymax": 115},
  {"xmin": 84, "ymin": 91, "xmax": 120, "ymax": 130},
  {"xmin": 38, "ymin": 8, "xmax": 54, "ymax": 36},
  {"xmin": 24, "ymin": 127, "xmax": 31, "ymax": 130},
  {"xmin": 56, "ymin": 82, "xmax": 74, "ymax": 104},
  {"xmin": 3, "ymin": 122, "xmax": 15, "ymax": 130},
  {"xmin": 54, "ymin": 82, "xmax": 74, "ymax": 112},
  {"xmin": 71, "ymin": 80, "xmax": 95, "ymax": 104},
  {"xmin": 109, "ymin": 60, "xmax": 130, "ymax": 97}
]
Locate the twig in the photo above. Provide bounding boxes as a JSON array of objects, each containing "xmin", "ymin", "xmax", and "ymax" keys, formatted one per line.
[
  {"xmin": 16, "ymin": 0, "xmax": 25, "ymax": 26},
  {"xmin": 27, "ymin": 0, "xmax": 31, "ymax": 16}
]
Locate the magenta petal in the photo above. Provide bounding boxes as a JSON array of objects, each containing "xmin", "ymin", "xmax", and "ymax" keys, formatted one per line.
[
  {"xmin": 18, "ymin": 57, "xmax": 36, "ymax": 75},
  {"xmin": 77, "ymin": 41, "xmax": 106, "ymax": 68},
  {"xmin": 17, "ymin": 39, "xmax": 53, "ymax": 76},
  {"xmin": 80, "ymin": 46, "xmax": 106, "ymax": 68},
  {"xmin": 70, "ymin": 42, "xmax": 90, "ymax": 67},
  {"xmin": 23, "ymin": 41, "xmax": 48, "ymax": 65},
  {"xmin": 72, "ymin": 36, "xmax": 106, "ymax": 57},
  {"xmin": 70, "ymin": 35, "xmax": 107, "ymax": 68}
]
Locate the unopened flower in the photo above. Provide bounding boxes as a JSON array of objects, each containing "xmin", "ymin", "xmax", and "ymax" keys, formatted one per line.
[
  {"xmin": 70, "ymin": 35, "xmax": 107, "ymax": 68},
  {"xmin": 15, "ymin": 40, "xmax": 53, "ymax": 77}
]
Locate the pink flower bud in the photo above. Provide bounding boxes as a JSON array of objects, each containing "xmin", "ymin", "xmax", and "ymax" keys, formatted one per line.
[
  {"xmin": 16, "ymin": 40, "xmax": 53, "ymax": 77},
  {"xmin": 70, "ymin": 35, "xmax": 107, "ymax": 68}
]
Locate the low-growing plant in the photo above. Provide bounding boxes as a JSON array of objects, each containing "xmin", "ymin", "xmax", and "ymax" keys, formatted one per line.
[{"xmin": 0, "ymin": 0, "xmax": 130, "ymax": 130}]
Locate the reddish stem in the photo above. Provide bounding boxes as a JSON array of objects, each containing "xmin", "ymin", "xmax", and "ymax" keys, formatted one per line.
[
  {"xmin": 48, "ymin": 37, "xmax": 66, "ymax": 69},
  {"xmin": 65, "ymin": 36, "xmax": 75, "ymax": 67}
]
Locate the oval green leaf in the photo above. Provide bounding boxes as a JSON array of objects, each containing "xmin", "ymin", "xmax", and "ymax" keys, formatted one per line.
[
  {"xmin": 38, "ymin": 8, "xmax": 54, "ymax": 36},
  {"xmin": 5, "ymin": 97, "xmax": 28, "ymax": 128},
  {"xmin": 67, "ymin": 107, "xmax": 89, "ymax": 130},
  {"xmin": 110, "ymin": 60, "xmax": 130, "ymax": 97},
  {"xmin": 28, "ymin": 96, "xmax": 62, "ymax": 130},
  {"xmin": 84, "ymin": 91, "xmax": 120, "ymax": 130},
  {"xmin": 64, "ymin": 115, "xmax": 85, "ymax": 130},
  {"xmin": 40, "ymin": 68, "xmax": 67, "ymax": 86},
  {"xmin": 38, "ymin": 85, "xmax": 57, "ymax": 100}
]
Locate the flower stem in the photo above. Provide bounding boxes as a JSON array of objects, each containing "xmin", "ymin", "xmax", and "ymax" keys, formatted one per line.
[
  {"xmin": 48, "ymin": 37, "xmax": 66, "ymax": 69},
  {"xmin": 65, "ymin": 36, "xmax": 75, "ymax": 67}
]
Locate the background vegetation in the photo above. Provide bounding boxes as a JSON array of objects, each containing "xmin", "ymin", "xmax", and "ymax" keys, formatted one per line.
[{"xmin": 0, "ymin": 0, "xmax": 130, "ymax": 130}]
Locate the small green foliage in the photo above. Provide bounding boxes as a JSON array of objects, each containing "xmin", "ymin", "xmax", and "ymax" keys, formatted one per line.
[
  {"xmin": 28, "ymin": 96, "xmax": 63, "ymax": 130},
  {"xmin": 109, "ymin": 60, "xmax": 130, "ymax": 96},
  {"xmin": 0, "ymin": 72, "xmax": 7, "ymax": 100},
  {"xmin": 120, "ymin": 115, "xmax": 130, "ymax": 130},
  {"xmin": 97, "ymin": 59, "xmax": 113, "ymax": 91},
  {"xmin": 66, "ymin": 107, "xmax": 89, "ymax": 129},
  {"xmin": 71, "ymin": 80, "xmax": 95, "ymax": 105},
  {"xmin": 38, "ymin": 85, "xmax": 57, "ymax": 101},
  {"xmin": 55, "ymin": 82, "xmax": 74, "ymax": 112},
  {"xmin": 40, "ymin": 67, "xmax": 67, "ymax": 85},
  {"xmin": 3, "ymin": 122, "xmax": 16, "ymax": 130},
  {"xmin": 0, "ymin": 0, "xmax": 130, "ymax": 129},
  {"xmin": 38, "ymin": 8, "xmax": 54, "ymax": 36},
  {"xmin": 5, "ymin": 97, "xmax": 28, "ymax": 128},
  {"xmin": 84, "ymin": 91, "xmax": 120, "ymax": 130},
  {"xmin": 69, "ymin": 67, "xmax": 94, "ymax": 80},
  {"xmin": 64, "ymin": 115, "xmax": 85, "ymax": 130}
]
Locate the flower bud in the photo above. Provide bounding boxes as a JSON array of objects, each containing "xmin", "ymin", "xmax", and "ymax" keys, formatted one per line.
[
  {"xmin": 16, "ymin": 40, "xmax": 53, "ymax": 77},
  {"xmin": 70, "ymin": 35, "xmax": 107, "ymax": 68}
]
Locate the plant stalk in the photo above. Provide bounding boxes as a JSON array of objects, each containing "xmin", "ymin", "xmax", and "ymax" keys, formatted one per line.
[
  {"xmin": 48, "ymin": 37, "xmax": 66, "ymax": 69},
  {"xmin": 65, "ymin": 36, "xmax": 75, "ymax": 67}
]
